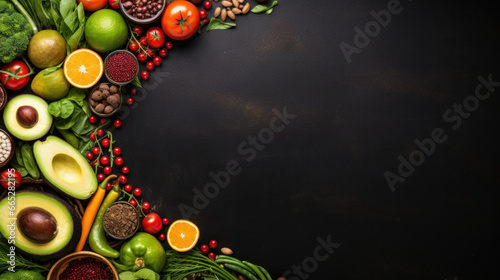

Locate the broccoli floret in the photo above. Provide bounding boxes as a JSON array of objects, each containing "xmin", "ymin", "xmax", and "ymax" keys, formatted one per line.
[{"xmin": 0, "ymin": 0, "xmax": 33, "ymax": 63}]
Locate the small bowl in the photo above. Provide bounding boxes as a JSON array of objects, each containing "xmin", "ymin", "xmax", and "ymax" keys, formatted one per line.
[
  {"xmin": 47, "ymin": 251, "xmax": 119, "ymax": 280},
  {"xmin": 103, "ymin": 201, "xmax": 140, "ymax": 240},
  {"xmin": 104, "ymin": 50, "xmax": 139, "ymax": 86},
  {"xmin": 0, "ymin": 129, "xmax": 15, "ymax": 168},
  {"xmin": 120, "ymin": 0, "xmax": 166, "ymax": 24},
  {"xmin": 88, "ymin": 83, "xmax": 122, "ymax": 118},
  {"xmin": 0, "ymin": 83, "xmax": 6, "ymax": 111}
]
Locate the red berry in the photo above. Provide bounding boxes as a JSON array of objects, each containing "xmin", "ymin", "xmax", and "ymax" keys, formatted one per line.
[
  {"xmin": 121, "ymin": 166, "xmax": 130, "ymax": 174},
  {"xmin": 199, "ymin": 9, "xmax": 207, "ymax": 19},
  {"xmin": 100, "ymin": 118, "xmax": 107, "ymax": 125},
  {"xmin": 133, "ymin": 188, "xmax": 142, "ymax": 197},
  {"xmin": 165, "ymin": 41, "xmax": 173, "ymax": 50},
  {"xmin": 200, "ymin": 244, "xmax": 209, "ymax": 254},
  {"xmin": 137, "ymin": 52, "xmax": 147, "ymax": 62},
  {"xmin": 208, "ymin": 252, "xmax": 216, "ymax": 260},
  {"xmin": 124, "ymin": 184, "xmax": 132, "ymax": 192},
  {"xmin": 127, "ymin": 98, "xmax": 134, "ymax": 105},
  {"xmin": 141, "ymin": 71, "xmax": 149, "ymax": 80},
  {"xmin": 92, "ymin": 147, "xmax": 100, "ymax": 155},
  {"xmin": 142, "ymin": 202, "xmax": 150, "ymax": 213},
  {"xmin": 159, "ymin": 48, "xmax": 168, "ymax": 58},
  {"xmin": 146, "ymin": 61, "xmax": 155, "ymax": 71},
  {"xmin": 101, "ymin": 138, "xmax": 110, "ymax": 148},
  {"xmin": 203, "ymin": 1, "xmax": 212, "ymax": 9},
  {"xmin": 119, "ymin": 175, "xmax": 127, "ymax": 184},
  {"xmin": 114, "ymin": 157, "xmax": 124, "ymax": 166},
  {"xmin": 100, "ymin": 156, "xmax": 110, "ymax": 165},
  {"xmin": 131, "ymin": 88, "xmax": 137, "ymax": 95},
  {"xmin": 103, "ymin": 166, "xmax": 112, "ymax": 175},
  {"xmin": 89, "ymin": 115, "xmax": 97, "ymax": 124},
  {"xmin": 106, "ymin": 182, "xmax": 112, "ymax": 191},
  {"xmin": 162, "ymin": 218, "xmax": 169, "ymax": 225},
  {"xmin": 209, "ymin": 240, "xmax": 217, "ymax": 249},
  {"xmin": 130, "ymin": 199, "xmax": 137, "ymax": 207},
  {"xmin": 114, "ymin": 119, "xmax": 122, "ymax": 128},
  {"xmin": 153, "ymin": 56, "xmax": 162, "ymax": 66},
  {"xmin": 139, "ymin": 36, "xmax": 147, "ymax": 47},
  {"xmin": 159, "ymin": 233, "xmax": 166, "ymax": 241},
  {"xmin": 89, "ymin": 132, "xmax": 96, "ymax": 141},
  {"xmin": 97, "ymin": 129, "xmax": 105, "ymax": 137},
  {"xmin": 97, "ymin": 173, "xmax": 105, "ymax": 182},
  {"xmin": 86, "ymin": 152, "xmax": 93, "ymax": 160},
  {"xmin": 113, "ymin": 147, "xmax": 122, "ymax": 155}
]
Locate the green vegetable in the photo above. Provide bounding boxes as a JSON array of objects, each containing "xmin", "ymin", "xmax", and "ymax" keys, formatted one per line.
[
  {"xmin": 50, "ymin": 0, "xmax": 85, "ymax": 52},
  {"xmin": 206, "ymin": 17, "xmax": 236, "ymax": 31},
  {"xmin": 0, "ymin": 239, "xmax": 48, "ymax": 273},
  {"xmin": 251, "ymin": 0, "xmax": 278, "ymax": 14},
  {"xmin": 242, "ymin": 261, "xmax": 266, "ymax": 280},
  {"xmin": 0, "ymin": 0, "xmax": 33, "ymax": 63},
  {"xmin": 224, "ymin": 263, "xmax": 258, "ymax": 280},
  {"xmin": 20, "ymin": 142, "xmax": 40, "ymax": 179},
  {"xmin": 215, "ymin": 255, "xmax": 253, "ymax": 272},
  {"xmin": 119, "ymin": 268, "xmax": 160, "ymax": 280},
  {"xmin": 258, "ymin": 265, "xmax": 272, "ymax": 280},
  {"xmin": 162, "ymin": 250, "xmax": 237, "ymax": 280},
  {"xmin": 14, "ymin": 0, "xmax": 54, "ymax": 33},
  {"xmin": 88, "ymin": 180, "xmax": 121, "ymax": 258},
  {"xmin": 0, "ymin": 269, "xmax": 45, "ymax": 280},
  {"xmin": 119, "ymin": 233, "xmax": 166, "ymax": 274}
]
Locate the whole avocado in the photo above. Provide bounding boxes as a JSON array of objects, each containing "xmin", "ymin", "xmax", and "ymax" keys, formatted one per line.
[{"xmin": 27, "ymin": 30, "xmax": 67, "ymax": 69}]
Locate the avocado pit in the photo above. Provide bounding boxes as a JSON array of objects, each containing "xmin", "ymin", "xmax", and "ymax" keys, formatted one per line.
[
  {"xmin": 16, "ymin": 105, "xmax": 39, "ymax": 128},
  {"xmin": 18, "ymin": 207, "xmax": 58, "ymax": 243}
]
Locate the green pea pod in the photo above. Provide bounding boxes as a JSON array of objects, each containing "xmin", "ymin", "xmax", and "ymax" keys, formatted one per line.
[
  {"xmin": 88, "ymin": 180, "xmax": 121, "ymax": 258},
  {"xmin": 242, "ymin": 261, "xmax": 266, "ymax": 280},
  {"xmin": 224, "ymin": 263, "xmax": 258, "ymax": 280},
  {"xmin": 258, "ymin": 265, "xmax": 272, "ymax": 280}
]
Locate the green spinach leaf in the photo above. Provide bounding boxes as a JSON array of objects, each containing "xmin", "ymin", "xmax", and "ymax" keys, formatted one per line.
[
  {"xmin": 251, "ymin": 0, "xmax": 278, "ymax": 14},
  {"xmin": 20, "ymin": 143, "xmax": 40, "ymax": 179},
  {"xmin": 206, "ymin": 18, "xmax": 236, "ymax": 31}
]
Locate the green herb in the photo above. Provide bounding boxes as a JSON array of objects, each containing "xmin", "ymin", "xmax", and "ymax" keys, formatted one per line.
[
  {"xmin": 0, "ymin": 239, "xmax": 48, "ymax": 274},
  {"xmin": 20, "ymin": 143, "xmax": 40, "ymax": 179},
  {"xmin": 132, "ymin": 76, "xmax": 143, "ymax": 88},
  {"xmin": 120, "ymin": 268, "xmax": 160, "ymax": 280},
  {"xmin": 50, "ymin": 0, "xmax": 86, "ymax": 52},
  {"xmin": 251, "ymin": 0, "xmax": 278, "ymax": 14},
  {"xmin": 206, "ymin": 18, "xmax": 236, "ymax": 31}
]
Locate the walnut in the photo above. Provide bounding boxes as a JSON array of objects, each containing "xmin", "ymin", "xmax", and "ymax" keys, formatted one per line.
[
  {"xmin": 104, "ymin": 105, "xmax": 115, "ymax": 114},
  {"xmin": 95, "ymin": 103, "xmax": 105, "ymax": 113},
  {"xmin": 109, "ymin": 85, "xmax": 118, "ymax": 93},
  {"xmin": 91, "ymin": 90, "xmax": 103, "ymax": 101},
  {"xmin": 102, "ymin": 90, "xmax": 111, "ymax": 98},
  {"xmin": 107, "ymin": 94, "xmax": 120, "ymax": 108}
]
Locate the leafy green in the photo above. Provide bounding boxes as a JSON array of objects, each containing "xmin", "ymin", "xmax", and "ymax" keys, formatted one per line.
[
  {"xmin": 0, "ymin": 269, "xmax": 45, "ymax": 280},
  {"xmin": 162, "ymin": 250, "xmax": 237, "ymax": 280},
  {"xmin": 0, "ymin": 238, "xmax": 48, "ymax": 273},
  {"xmin": 0, "ymin": 0, "xmax": 34, "ymax": 63},
  {"xmin": 251, "ymin": 0, "xmax": 278, "ymax": 14},
  {"xmin": 206, "ymin": 18, "xmax": 236, "ymax": 31},
  {"xmin": 50, "ymin": 0, "xmax": 86, "ymax": 52},
  {"xmin": 20, "ymin": 143, "xmax": 40, "ymax": 179},
  {"xmin": 132, "ymin": 76, "xmax": 143, "ymax": 88},
  {"xmin": 120, "ymin": 268, "xmax": 160, "ymax": 280}
]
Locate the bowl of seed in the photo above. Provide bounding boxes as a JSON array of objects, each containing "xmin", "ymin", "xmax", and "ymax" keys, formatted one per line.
[
  {"xmin": 88, "ymin": 83, "xmax": 122, "ymax": 117},
  {"xmin": 104, "ymin": 49, "xmax": 139, "ymax": 86},
  {"xmin": 0, "ymin": 129, "xmax": 14, "ymax": 168},
  {"xmin": 103, "ymin": 201, "xmax": 139, "ymax": 240}
]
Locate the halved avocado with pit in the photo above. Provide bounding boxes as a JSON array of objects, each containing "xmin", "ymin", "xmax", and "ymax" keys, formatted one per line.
[
  {"xmin": 33, "ymin": 136, "xmax": 98, "ymax": 200},
  {"xmin": 0, "ymin": 191, "xmax": 81, "ymax": 261}
]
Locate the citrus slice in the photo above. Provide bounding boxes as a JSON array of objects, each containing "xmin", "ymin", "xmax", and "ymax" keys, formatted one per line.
[
  {"xmin": 167, "ymin": 220, "xmax": 200, "ymax": 252},
  {"xmin": 63, "ymin": 48, "xmax": 103, "ymax": 89}
]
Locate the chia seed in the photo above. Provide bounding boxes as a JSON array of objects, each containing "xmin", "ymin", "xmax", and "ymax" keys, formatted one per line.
[{"xmin": 106, "ymin": 52, "xmax": 137, "ymax": 83}]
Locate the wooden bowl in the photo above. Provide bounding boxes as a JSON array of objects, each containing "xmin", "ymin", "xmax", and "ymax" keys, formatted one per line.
[
  {"xmin": 47, "ymin": 251, "xmax": 119, "ymax": 280},
  {"xmin": 120, "ymin": 0, "xmax": 166, "ymax": 25},
  {"xmin": 0, "ymin": 129, "xmax": 15, "ymax": 168},
  {"xmin": 88, "ymin": 83, "xmax": 122, "ymax": 118}
]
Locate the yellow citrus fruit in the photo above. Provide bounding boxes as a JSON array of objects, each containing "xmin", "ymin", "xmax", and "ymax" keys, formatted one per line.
[
  {"xmin": 63, "ymin": 48, "xmax": 103, "ymax": 89},
  {"xmin": 167, "ymin": 220, "xmax": 200, "ymax": 252}
]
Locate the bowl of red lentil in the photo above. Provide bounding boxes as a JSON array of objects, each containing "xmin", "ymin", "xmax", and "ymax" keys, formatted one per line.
[
  {"xmin": 120, "ymin": 0, "xmax": 166, "ymax": 24},
  {"xmin": 104, "ymin": 49, "xmax": 139, "ymax": 86},
  {"xmin": 47, "ymin": 251, "xmax": 119, "ymax": 280}
]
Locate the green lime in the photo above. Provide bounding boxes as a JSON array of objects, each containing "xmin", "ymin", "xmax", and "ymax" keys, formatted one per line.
[{"xmin": 85, "ymin": 9, "xmax": 128, "ymax": 53}]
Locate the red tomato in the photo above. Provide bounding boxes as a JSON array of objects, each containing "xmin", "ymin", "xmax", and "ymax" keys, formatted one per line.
[
  {"xmin": 146, "ymin": 27, "xmax": 166, "ymax": 49},
  {"xmin": 0, "ymin": 169, "xmax": 22, "ymax": 189},
  {"xmin": 77, "ymin": 0, "xmax": 108, "ymax": 11},
  {"xmin": 161, "ymin": 0, "xmax": 200, "ymax": 41},
  {"xmin": 142, "ymin": 213, "xmax": 163, "ymax": 234},
  {"xmin": 0, "ymin": 60, "xmax": 31, "ymax": 90},
  {"xmin": 109, "ymin": 0, "xmax": 119, "ymax": 9}
]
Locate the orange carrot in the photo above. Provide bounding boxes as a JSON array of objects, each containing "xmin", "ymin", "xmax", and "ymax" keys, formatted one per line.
[{"xmin": 75, "ymin": 174, "xmax": 117, "ymax": 252}]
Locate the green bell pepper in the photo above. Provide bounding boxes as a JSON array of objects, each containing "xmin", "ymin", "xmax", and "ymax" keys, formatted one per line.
[{"xmin": 119, "ymin": 232, "xmax": 166, "ymax": 273}]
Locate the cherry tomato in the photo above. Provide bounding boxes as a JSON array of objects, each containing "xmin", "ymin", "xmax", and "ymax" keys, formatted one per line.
[
  {"xmin": 103, "ymin": 166, "xmax": 112, "ymax": 175},
  {"xmin": 137, "ymin": 52, "xmax": 147, "ymax": 62},
  {"xmin": 129, "ymin": 41, "xmax": 139, "ymax": 52},
  {"xmin": 100, "ymin": 156, "xmax": 110, "ymax": 165},
  {"xmin": 113, "ymin": 147, "xmax": 122, "ymax": 155},
  {"xmin": 130, "ymin": 199, "xmax": 137, "ymax": 207},
  {"xmin": 0, "ymin": 60, "xmax": 31, "ymax": 91},
  {"xmin": 97, "ymin": 129, "xmax": 104, "ymax": 137},
  {"xmin": 0, "ymin": 169, "xmax": 22, "ymax": 189},
  {"xmin": 114, "ymin": 157, "xmax": 124, "ymax": 166},
  {"xmin": 89, "ymin": 132, "xmax": 96, "ymax": 141},
  {"xmin": 133, "ymin": 25, "xmax": 144, "ymax": 35},
  {"xmin": 161, "ymin": 1, "xmax": 200, "ymax": 40},
  {"xmin": 162, "ymin": 218, "xmax": 169, "ymax": 225},
  {"xmin": 159, "ymin": 48, "xmax": 168, "ymax": 58},
  {"xmin": 209, "ymin": 239, "xmax": 217, "ymax": 249},
  {"xmin": 142, "ymin": 202, "xmax": 150, "ymax": 213},
  {"xmin": 121, "ymin": 166, "xmax": 130, "ymax": 174},
  {"xmin": 119, "ymin": 175, "xmax": 127, "ymax": 184},
  {"xmin": 124, "ymin": 184, "xmax": 132, "ymax": 192},
  {"xmin": 133, "ymin": 188, "xmax": 142, "ymax": 197},
  {"xmin": 113, "ymin": 119, "xmax": 122, "ymax": 128},
  {"xmin": 100, "ymin": 118, "xmax": 107, "ymax": 125},
  {"xmin": 146, "ymin": 27, "xmax": 166, "ymax": 49},
  {"xmin": 131, "ymin": 88, "xmax": 137, "ymax": 95},
  {"xmin": 153, "ymin": 56, "xmax": 162, "ymax": 66},
  {"xmin": 200, "ymin": 244, "xmax": 209, "ymax": 254},
  {"xmin": 146, "ymin": 49, "xmax": 156, "ymax": 58},
  {"xmin": 127, "ymin": 98, "xmax": 135, "ymax": 105},
  {"xmin": 86, "ymin": 152, "xmax": 94, "ymax": 160},
  {"xmin": 203, "ymin": 1, "xmax": 212, "ymax": 9},
  {"xmin": 109, "ymin": 0, "xmax": 119, "ymax": 9},
  {"xmin": 146, "ymin": 61, "xmax": 155, "ymax": 71},
  {"xmin": 92, "ymin": 147, "xmax": 100, "ymax": 155},
  {"xmin": 106, "ymin": 182, "xmax": 113, "ymax": 191},
  {"xmin": 89, "ymin": 115, "xmax": 98, "ymax": 124},
  {"xmin": 165, "ymin": 41, "xmax": 173, "ymax": 50},
  {"xmin": 158, "ymin": 234, "xmax": 166, "ymax": 241},
  {"xmin": 199, "ymin": 9, "xmax": 207, "ymax": 19},
  {"xmin": 141, "ymin": 71, "xmax": 149, "ymax": 80},
  {"xmin": 142, "ymin": 213, "xmax": 162, "ymax": 234},
  {"xmin": 77, "ymin": 0, "xmax": 107, "ymax": 11},
  {"xmin": 139, "ymin": 36, "xmax": 148, "ymax": 47},
  {"xmin": 208, "ymin": 252, "xmax": 216, "ymax": 260},
  {"xmin": 101, "ymin": 138, "xmax": 110, "ymax": 148},
  {"xmin": 97, "ymin": 173, "xmax": 105, "ymax": 182}
]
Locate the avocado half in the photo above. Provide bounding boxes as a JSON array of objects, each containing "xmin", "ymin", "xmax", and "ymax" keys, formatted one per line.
[
  {"xmin": 0, "ymin": 191, "xmax": 82, "ymax": 261},
  {"xmin": 3, "ymin": 94, "xmax": 53, "ymax": 141},
  {"xmin": 33, "ymin": 136, "xmax": 98, "ymax": 200}
]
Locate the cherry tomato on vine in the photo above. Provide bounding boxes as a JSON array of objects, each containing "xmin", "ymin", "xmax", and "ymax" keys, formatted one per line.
[
  {"xmin": 146, "ymin": 49, "xmax": 155, "ymax": 58},
  {"xmin": 101, "ymin": 138, "xmax": 110, "ymax": 148},
  {"xmin": 97, "ymin": 173, "xmax": 105, "ymax": 182},
  {"xmin": 92, "ymin": 147, "xmax": 100, "ymax": 155},
  {"xmin": 199, "ymin": 9, "xmax": 207, "ymax": 19},
  {"xmin": 142, "ymin": 213, "xmax": 162, "ymax": 234},
  {"xmin": 113, "ymin": 147, "xmax": 121, "ymax": 155},
  {"xmin": 106, "ymin": 182, "xmax": 113, "ymax": 191},
  {"xmin": 139, "ymin": 36, "xmax": 148, "ymax": 47},
  {"xmin": 159, "ymin": 48, "xmax": 168, "ymax": 58},
  {"xmin": 146, "ymin": 27, "xmax": 166, "ymax": 49},
  {"xmin": 103, "ymin": 166, "xmax": 112, "ymax": 175},
  {"xmin": 0, "ymin": 169, "xmax": 22, "ymax": 189},
  {"xmin": 203, "ymin": 1, "xmax": 212, "ymax": 9},
  {"xmin": 141, "ymin": 71, "xmax": 149, "ymax": 80},
  {"xmin": 89, "ymin": 132, "xmax": 96, "ymax": 141},
  {"xmin": 129, "ymin": 41, "xmax": 139, "ymax": 52},
  {"xmin": 100, "ymin": 118, "xmax": 107, "ymax": 125},
  {"xmin": 124, "ymin": 184, "xmax": 132, "ymax": 192},
  {"xmin": 86, "ymin": 152, "xmax": 94, "ymax": 160},
  {"xmin": 165, "ymin": 41, "xmax": 173, "ymax": 50},
  {"xmin": 133, "ymin": 188, "xmax": 142, "ymax": 197},
  {"xmin": 77, "ymin": 0, "xmax": 107, "ymax": 11},
  {"xmin": 121, "ymin": 166, "xmax": 130, "ymax": 174},
  {"xmin": 89, "ymin": 115, "xmax": 98, "ymax": 124},
  {"xmin": 146, "ymin": 61, "xmax": 155, "ymax": 71},
  {"xmin": 96, "ymin": 129, "xmax": 105, "ymax": 137},
  {"xmin": 130, "ymin": 199, "xmax": 137, "ymax": 207},
  {"xmin": 114, "ymin": 157, "xmax": 124, "ymax": 166},
  {"xmin": 142, "ymin": 202, "xmax": 150, "ymax": 213},
  {"xmin": 109, "ymin": 0, "xmax": 119, "ymax": 9},
  {"xmin": 119, "ymin": 175, "xmax": 127, "ymax": 184},
  {"xmin": 137, "ymin": 52, "xmax": 147, "ymax": 62},
  {"xmin": 153, "ymin": 56, "xmax": 162, "ymax": 66},
  {"xmin": 0, "ymin": 60, "xmax": 31, "ymax": 91},
  {"xmin": 200, "ymin": 244, "xmax": 209, "ymax": 254},
  {"xmin": 208, "ymin": 252, "xmax": 216, "ymax": 260},
  {"xmin": 133, "ymin": 25, "xmax": 144, "ymax": 35},
  {"xmin": 100, "ymin": 156, "xmax": 110, "ymax": 165},
  {"xmin": 161, "ymin": 1, "xmax": 200, "ymax": 41},
  {"xmin": 209, "ymin": 239, "xmax": 217, "ymax": 249}
]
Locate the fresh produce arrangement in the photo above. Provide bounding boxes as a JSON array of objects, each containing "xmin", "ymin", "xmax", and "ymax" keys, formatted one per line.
[{"xmin": 0, "ymin": 0, "xmax": 281, "ymax": 279}]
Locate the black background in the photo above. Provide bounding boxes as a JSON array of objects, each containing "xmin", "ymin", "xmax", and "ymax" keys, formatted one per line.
[{"xmin": 4, "ymin": 0, "xmax": 500, "ymax": 279}]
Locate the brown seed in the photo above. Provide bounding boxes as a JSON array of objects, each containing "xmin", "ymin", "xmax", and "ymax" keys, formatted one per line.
[
  {"xmin": 232, "ymin": 0, "xmax": 238, "ymax": 7},
  {"xmin": 221, "ymin": 247, "xmax": 233, "ymax": 255},
  {"xmin": 214, "ymin": 7, "xmax": 221, "ymax": 17},
  {"xmin": 221, "ymin": 0, "xmax": 232, "ymax": 7},
  {"xmin": 239, "ymin": 4, "xmax": 243, "ymax": 9},
  {"xmin": 232, "ymin": 7, "xmax": 242, "ymax": 14},
  {"xmin": 227, "ymin": 10, "xmax": 236, "ymax": 20},
  {"xmin": 221, "ymin": 9, "xmax": 227, "ymax": 20},
  {"xmin": 242, "ymin": 2, "xmax": 250, "ymax": 14},
  {"xmin": 238, "ymin": 0, "xmax": 244, "ymax": 3}
]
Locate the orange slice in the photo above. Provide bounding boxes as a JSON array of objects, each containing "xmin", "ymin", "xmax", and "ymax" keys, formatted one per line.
[
  {"xmin": 63, "ymin": 48, "xmax": 103, "ymax": 89},
  {"xmin": 167, "ymin": 220, "xmax": 200, "ymax": 252}
]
